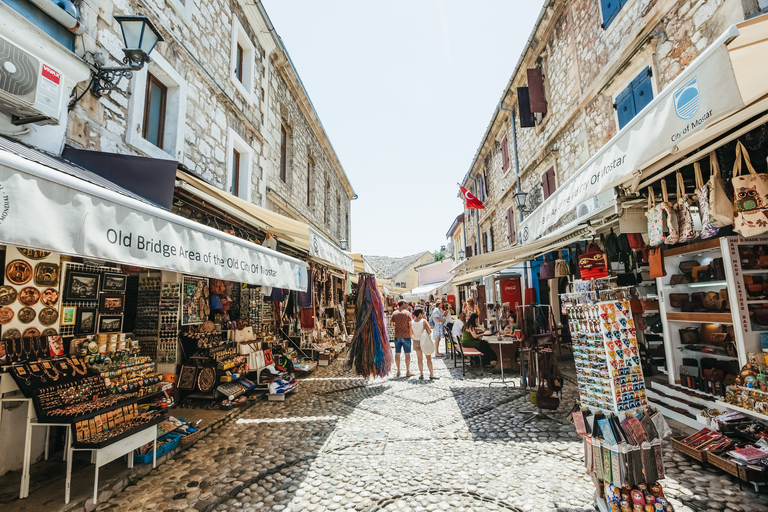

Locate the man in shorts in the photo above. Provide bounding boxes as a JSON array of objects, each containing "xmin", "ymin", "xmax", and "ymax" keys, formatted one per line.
[{"xmin": 391, "ymin": 299, "xmax": 414, "ymax": 377}]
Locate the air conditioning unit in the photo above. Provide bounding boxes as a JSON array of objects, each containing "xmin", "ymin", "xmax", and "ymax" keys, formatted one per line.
[
  {"xmin": 576, "ymin": 197, "xmax": 598, "ymax": 218},
  {"xmin": 0, "ymin": 34, "xmax": 63, "ymax": 126},
  {"xmin": 576, "ymin": 189, "xmax": 618, "ymax": 219}
]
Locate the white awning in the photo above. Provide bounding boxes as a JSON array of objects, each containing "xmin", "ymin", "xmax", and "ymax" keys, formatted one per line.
[
  {"xmin": 520, "ymin": 24, "xmax": 745, "ymax": 243},
  {"xmin": 309, "ymin": 227, "xmax": 354, "ymax": 273},
  {"xmin": 0, "ymin": 147, "xmax": 309, "ymax": 291},
  {"xmin": 403, "ymin": 281, "xmax": 448, "ymax": 298}
]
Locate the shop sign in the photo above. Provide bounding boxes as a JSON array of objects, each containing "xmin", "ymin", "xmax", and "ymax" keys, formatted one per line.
[
  {"xmin": 309, "ymin": 227, "xmax": 354, "ymax": 273},
  {"xmin": 0, "ymin": 165, "xmax": 309, "ymax": 291},
  {"xmin": 520, "ymin": 44, "xmax": 744, "ymax": 244}
]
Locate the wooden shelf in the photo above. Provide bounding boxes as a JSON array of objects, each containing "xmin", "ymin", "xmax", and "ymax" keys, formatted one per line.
[
  {"xmin": 666, "ymin": 312, "xmax": 733, "ymax": 324},
  {"xmin": 715, "ymin": 400, "xmax": 768, "ymax": 421},
  {"xmin": 664, "ymin": 238, "xmax": 722, "ymax": 257}
]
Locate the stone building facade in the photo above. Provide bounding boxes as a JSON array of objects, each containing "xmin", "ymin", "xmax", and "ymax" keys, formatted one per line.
[
  {"xmin": 1, "ymin": 0, "xmax": 353, "ymax": 249},
  {"xmin": 460, "ymin": 0, "xmax": 764, "ymax": 258}
]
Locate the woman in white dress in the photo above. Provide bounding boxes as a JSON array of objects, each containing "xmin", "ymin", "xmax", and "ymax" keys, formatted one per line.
[{"xmin": 410, "ymin": 308, "xmax": 435, "ymax": 380}]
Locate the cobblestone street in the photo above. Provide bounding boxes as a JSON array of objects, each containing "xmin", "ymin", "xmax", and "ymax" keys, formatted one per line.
[{"xmin": 93, "ymin": 355, "xmax": 768, "ymax": 512}]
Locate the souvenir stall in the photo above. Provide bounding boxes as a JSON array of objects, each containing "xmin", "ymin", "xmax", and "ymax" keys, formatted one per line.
[
  {"xmin": 560, "ymin": 281, "xmax": 676, "ymax": 511},
  {"xmin": 0, "ymin": 142, "xmax": 309, "ymax": 503}
]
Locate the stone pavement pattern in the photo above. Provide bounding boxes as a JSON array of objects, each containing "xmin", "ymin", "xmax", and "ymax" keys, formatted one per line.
[{"xmin": 93, "ymin": 355, "xmax": 768, "ymax": 512}]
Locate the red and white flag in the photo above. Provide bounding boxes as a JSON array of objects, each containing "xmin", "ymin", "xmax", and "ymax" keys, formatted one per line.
[{"xmin": 460, "ymin": 186, "xmax": 485, "ymax": 209}]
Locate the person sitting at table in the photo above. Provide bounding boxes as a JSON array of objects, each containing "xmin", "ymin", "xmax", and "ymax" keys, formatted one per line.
[
  {"xmin": 461, "ymin": 313, "xmax": 497, "ymax": 367},
  {"xmin": 499, "ymin": 303, "xmax": 518, "ymax": 337}
]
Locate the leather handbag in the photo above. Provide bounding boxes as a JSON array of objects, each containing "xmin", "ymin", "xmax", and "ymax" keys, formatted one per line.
[
  {"xmin": 555, "ymin": 257, "xmax": 570, "ymax": 278},
  {"xmin": 711, "ymin": 257, "xmax": 725, "ymax": 280},
  {"xmin": 626, "ymin": 233, "xmax": 646, "ymax": 249},
  {"xmin": 675, "ymin": 171, "xmax": 697, "ymax": 243},
  {"xmin": 669, "ymin": 274, "xmax": 688, "ymax": 285},
  {"xmin": 669, "ymin": 293, "xmax": 689, "ymax": 309},
  {"xmin": 709, "ymin": 151, "xmax": 733, "ymax": 227},
  {"xmin": 740, "ymin": 247, "xmax": 758, "ymax": 269},
  {"xmin": 694, "ymin": 159, "xmax": 720, "ymax": 239},
  {"xmin": 732, "ymin": 140, "xmax": 768, "ymax": 236},
  {"xmin": 540, "ymin": 254, "xmax": 556, "ymax": 280},
  {"xmin": 579, "ymin": 251, "xmax": 609, "ymax": 280},
  {"xmin": 703, "ymin": 291, "xmax": 723, "ymax": 311},
  {"xmin": 693, "ymin": 266, "xmax": 711, "ymax": 282},
  {"xmin": 648, "ymin": 247, "xmax": 666, "ymax": 278},
  {"xmin": 678, "ymin": 260, "xmax": 700, "ymax": 278}
]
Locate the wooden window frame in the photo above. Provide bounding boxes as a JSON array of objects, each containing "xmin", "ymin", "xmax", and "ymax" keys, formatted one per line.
[
  {"xmin": 280, "ymin": 126, "xmax": 288, "ymax": 183},
  {"xmin": 231, "ymin": 149, "xmax": 241, "ymax": 197},
  {"xmin": 235, "ymin": 43, "xmax": 244, "ymax": 83},
  {"xmin": 142, "ymin": 72, "xmax": 167, "ymax": 149}
]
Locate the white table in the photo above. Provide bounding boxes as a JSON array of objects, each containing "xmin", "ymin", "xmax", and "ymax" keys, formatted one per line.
[
  {"xmin": 484, "ymin": 337, "xmax": 520, "ymax": 388},
  {"xmin": 65, "ymin": 424, "xmax": 157, "ymax": 504}
]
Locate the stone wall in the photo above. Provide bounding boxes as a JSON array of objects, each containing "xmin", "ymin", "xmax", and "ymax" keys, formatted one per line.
[
  {"xmin": 61, "ymin": 0, "xmax": 351, "ymax": 247},
  {"xmin": 464, "ymin": 0, "xmax": 756, "ymax": 252}
]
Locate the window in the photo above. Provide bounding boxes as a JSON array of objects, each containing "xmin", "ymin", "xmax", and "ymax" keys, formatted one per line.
[
  {"xmin": 541, "ymin": 167, "xmax": 556, "ymax": 200},
  {"xmin": 501, "ymin": 135, "xmax": 510, "ymax": 172},
  {"xmin": 142, "ymin": 73, "xmax": 167, "ymax": 149},
  {"xmin": 324, "ymin": 178, "xmax": 330, "ymax": 224},
  {"xmin": 601, "ymin": 0, "xmax": 627, "ymax": 29},
  {"xmin": 234, "ymin": 44, "xmax": 244, "ymax": 83},
  {"xmin": 527, "ymin": 68, "xmax": 547, "ymax": 116},
  {"xmin": 615, "ymin": 67, "xmax": 654, "ymax": 130},
  {"xmin": 226, "ymin": 128, "xmax": 253, "ymax": 201},
  {"xmin": 127, "ymin": 52, "xmax": 187, "ymax": 161},
  {"xmin": 280, "ymin": 126, "xmax": 288, "ymax": 183},
  {"xmin": 230, "ymin": 17, "xmax": 256, "ymax": 100},
  {"xmin": 345, "ymin": 212, "xmax": 349, "ymax": 240},
  {"xmin": 306, "ymin": 157, "xmax": 313, "ymax": 206},
  {"xmin": 230, "ymin": 149, "xmax": 240, "ymax": 196},
  {"xmin": 337, "ymin": 195, "xmax": 342, "ymax": 238}
]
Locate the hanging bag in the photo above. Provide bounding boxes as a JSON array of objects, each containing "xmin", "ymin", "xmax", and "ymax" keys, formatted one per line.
[
  {"xmin": 675, "ymin": 172, "xmax": 697, "ymax": 243},
  {"xmin": 732, "ymin": 140, "xmax": 768, "ymax": 236},
  {"xmin": 540, "ymin": 252, "xmax": 556, "ymax": 280},
  {"xmin": 660, "ymin": 180, "xmax": 679, "ymax": 245},
  {"xmin": 709, "ymin": 151, "xmax": 733, "ymax": 227},
  {"xmin": 694, "ymin": 160, "xmax": 720, "ymax": 239},
  {"xmin": 419, "ymin": 319, "xmax": 435, "ymax": 355},
  {"xmin": 579, "ymin": 237, "xmax": 608, "ymax": 280},
  {"xmin": 645, "ymin": 188, "xmax": 665, "ymax": 247},
  {"xmin": 648, "ymin": 246, "xmax": 667, "ymax": 279},
  {"xmin": 555, "ymin": 250, "xmax": 570, "ymax": 278}
]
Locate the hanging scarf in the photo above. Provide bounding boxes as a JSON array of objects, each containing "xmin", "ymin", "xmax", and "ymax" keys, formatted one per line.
[{"xmin": 344, "ymin": 274, "xmax": 391, "ymax": 378}]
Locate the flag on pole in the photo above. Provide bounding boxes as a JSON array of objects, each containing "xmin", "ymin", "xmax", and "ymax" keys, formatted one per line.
[{"xmin": 460, "ymin": 186, "xmax": 485, "ymax": 209}]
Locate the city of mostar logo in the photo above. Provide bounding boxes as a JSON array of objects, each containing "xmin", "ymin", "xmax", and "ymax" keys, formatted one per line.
[
  {"xmin": 312, "ymin": 235, "xmax": 319, "ymax": 254},
  {"xmin": 673, "ymin": 76, "xmax": 700, "ymax": 120}
]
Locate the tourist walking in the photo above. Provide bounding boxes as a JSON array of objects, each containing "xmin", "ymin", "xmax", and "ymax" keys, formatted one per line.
[
  {"xmin": 391, "ymin": 300, "xmax": 414, "ymax": 377},
  {"xmin": 430, "ymin": 301, "xmax": 447, "ymax": 358},
  {"xmin": 411, "ymin": 308, "xmax": 435, "ymax": 380}
]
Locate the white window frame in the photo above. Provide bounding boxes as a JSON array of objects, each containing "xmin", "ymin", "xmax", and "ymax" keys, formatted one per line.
[
  {"xmin": 230, "ymin": 16, "xmax": 256, "ymax": 103},
  {"xmin": 126, "ymin": 52, "xmax": 187, "ymax": 161},
  {"xmin": 226, "ymin": 128, "xmax": 253, "ymax": 202}
]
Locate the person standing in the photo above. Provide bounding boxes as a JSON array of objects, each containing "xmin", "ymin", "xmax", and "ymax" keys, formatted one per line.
[
  {"xmin": 430, "ymin": 301, "xmax": 447, "ymax": 358},
  {"xmin": 411, "ymin": 308, "xmax": 435, "ymax": 380},
  {"xmin": 391, "ymin": 300, "xmax": 414, "ymax": 378}
]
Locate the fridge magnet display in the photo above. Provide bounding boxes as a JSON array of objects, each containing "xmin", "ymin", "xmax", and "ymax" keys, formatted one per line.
[
  {"xmin": 33, "ymin": 262, "xmax": 59, "ymax": 287},
  {"xmin": 75, "ymin": 308, "xmax": 97, "ymax": 335},
  {"xmin": 60, "ymin": 306, "xmax": 76, "ymax": 326},
  {"xmin": 0, "ymin": 286, "xmax": 17, "ymax": 306},
  {"xmin": 17, "ymin": 248, "xmax": 51, "ymax": 260},
  {"xmin": 40, "ymin": 288, "xmax": 59, "ymax": 306},
  {"xmin": 64, "ymin": 271, "xmax": 100, "ymax": 301},
  {"xmin": 48, "ymin": 335, "xmax": 64, "ymax": 356},
  {"xmin": 98, "ymin": 315, "xmax": 123, "ymax": 333},
  {"xmin": 6, "ymin": 260, "xmax": 33, "ymax": 285},
  {"xmin": 17, "ymin": 307, "xmax": 35, "ymax": 324},
  {"xmin": 99, "ymin": 294, "xmax": 125, "ymax": 314},
  {"xmin": 18, "ymin": 287, "xmax": 40, "ymax": 306},
  {"xmin": 38, "ymin": 307, "xmax": 58, "ymax": 326},
  {"xmin": 101, "ymin": 273, "xmax": 127, "ymax": 293}
]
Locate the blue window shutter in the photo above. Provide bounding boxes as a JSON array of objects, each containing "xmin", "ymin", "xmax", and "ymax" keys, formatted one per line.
[
  {"xmin": 601, "ymin": 0, "xmax": 620, "ymax": 29},
  {"xmin": 615, "ymin": 87, "xmax": 635, "ymax": 130},
  {"xmin": 632, "ymin": 67, "xmax": 654, "ymax": 115}
]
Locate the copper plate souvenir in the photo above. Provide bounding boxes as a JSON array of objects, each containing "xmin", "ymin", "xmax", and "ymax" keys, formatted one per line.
[
  {"xmin": 203, "ymin": 287, "xmax": 209, "ymax": 298},
  {"xmin": 22, "ymin": 327, "xmax": 40, "ymax": 338},
  {"xmin": 40, "ymin": 288, "xmax": 59, "ymax": 306},
  {"xmin": 18, "ymin": 248, "xmax": 51, "ymax": 260},
  {"xmin": 2, "ymin": 328, "xmax": 21, "ymax": 339},
  {"xmin": 88, "ymin": 341, "xmax": 98, "ymax": 354},
  {"xmin": 0, "ymin": 286, "xmax": 17, "ymax": 306},
  {"xmin": 39, "ymin": 307, "xmax": 58, "ymax": 326},
  {"xmin": 204, "ymin": 301, "xmax": 210, "ymax": 316},
  {"xmin": 196, "ymin": 367, "xmax": 216, "ymax": 392},
  {"xmin": 198, "ymin": 296, "xmax": 206, "ymax": 315},
  {"xmin": 17, "ymin": 307, "xmax": 36, "ymax": 324},
  {"xmin": 18, "ymin": 287, "xmax": 41, "ymax": 306},
  {"xmin": 0, "ymin": 307, "xmax": 14, "ymax": 325},
  {"xmin": 6, "ymin": 260, "xmax": 33, "ymax": 285},
  {"xmin": 34, "ymin": 262, "xmax": 59, "ymax": 287},
  {"xmin": 41, "ymin": 328, "xmax": 58, "ymax": 337}
]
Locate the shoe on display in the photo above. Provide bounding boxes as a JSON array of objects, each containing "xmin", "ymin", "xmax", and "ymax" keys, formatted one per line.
[{"xmin": 269, "ymin": 380, "xmax": 298, "ymax": 395}]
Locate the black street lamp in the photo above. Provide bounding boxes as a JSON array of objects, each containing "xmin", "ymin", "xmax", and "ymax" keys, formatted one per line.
[{"xmin": 513, "ymin": 189, "xmax": 528, "ymax": 213}]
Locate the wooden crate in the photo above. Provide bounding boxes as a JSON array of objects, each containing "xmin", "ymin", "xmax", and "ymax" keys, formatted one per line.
[
  {"xmin": 670, "ymin": 436, "xmax": 708, "ymax": 462},
  {"xmin": 706, "ymin": 451, "xmax": 739, "ymax": 477}
]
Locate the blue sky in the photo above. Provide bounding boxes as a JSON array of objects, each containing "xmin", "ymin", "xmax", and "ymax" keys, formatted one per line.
[{"xmin": 262, "ymin": 0, "xmax": 543, "ymax": 257}]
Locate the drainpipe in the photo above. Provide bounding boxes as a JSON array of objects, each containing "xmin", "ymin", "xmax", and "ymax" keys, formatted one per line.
[
  {"xmin": 28, "ymin": 0, "xmax": 84, "ymax": 34},
  {"xmin": 498, "ymin": 103, "xmax": 528, "ymax": 289}
]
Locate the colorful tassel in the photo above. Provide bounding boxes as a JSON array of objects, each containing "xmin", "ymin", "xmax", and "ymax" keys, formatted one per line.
[{"xmin": 345, "ymin": 274, "xmax": 392, "ymax": 378}]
